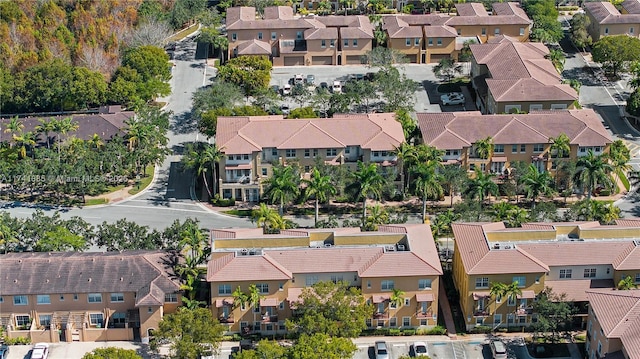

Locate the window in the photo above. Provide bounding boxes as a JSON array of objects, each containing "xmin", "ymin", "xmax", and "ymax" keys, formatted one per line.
[
  {"xmin": 304, "ymin": 149, "xmax": 310, "ymax": 158},
  {"xmin": 419, "ymin": 279, "xmax": 432, "ymax": 289},
  {"xmin": 254, "ymin": 305, "xmax": 261, "ymax": 313},
  {"xmin": 507, "ymin": 313, "xmax": 514, "ymax": 324},
  {"xmin": 353, "ymin": 39, "xmax": 358, "ymax": 46},
  {"xmin": 406, "ymin": 38, "xmax": 411, "ymax": 46},
  {"xmin": 258, "ymin": 32, "xmax": 263, "ymax": 40},
  {"xmin": 496, "ymin": 294, "xmax": 502, "ymax": 303},
  {"xmin": 89, "ymin": 313, "xmax": 104, "ymax": 327},
  {"xmin": 367, "ymin": 280, "xmax": 371, "ymax": 289},
  {"xmin": 59, "ymin": 295, "xmax": 64, "ymax": 301},
  {"xmin": 16, "ymin": 315, "xmax": 30, "ymax": 327},
  {"xmin": 39, "ymin": 314, "xmax": 52, "ymax": 327},
  {"xmin": 279, "ymin": 283, "xmax": 284, "ymax": 291},
  {"xmin": 403, "ymin": 317, "xmax": 411, "ymax": 327},
  {"xmin": 279, "ymin": 301, "xmax": 285, "ymax": 310},
  {"xmin": 476, "ymin": 317, "xmax": 484, "ymax": 326},
  {"xmin": 74, "ymin": 294, "xmax": 78, "ymax": 301},
  {"xmin": 321, "ymin": 39, "xmax": 326, "ymax": 48},
  {"xmin": 88, "ymin": 293, "xmax": 102, "ymax": 303},
  {"xmin": 414, "ymin": 38, "xmax": 420, "ymax": 45},
  {"xmin": 635, "ymin": 273, "xmax": 640, "ymax": 283},
  {"xmin": 559, "ymin": 269, "xmax": 572, "ymax": 279},
  {"xmin": 110, "ymin": 293, "xmax": 124, "ymax": 302},
  {"xmin": 330, "ymin": 39, "xmax": 335, "ymax": 47},
  {"xmin": 457, "ymin": 28, "xmax": 462, "ymax": 35},
  {"xmin": 165, "ymin": 293, "xmax": 178, "ymax": 303},
  {"xmin": 111, "ymin": 312, "xmax": 126, "ymax": 326},
  {"xmin": 13, "ymin": 295, "xmax": 28, "ymax": 305},
  {"xmin": 261, "ymin": 168, "xmax": 267, "ymax": 176},
  {"xmin": 494, "ymin": 144, "xmax": 504, "ymax": 154},
  {"xmin": 381, "ymin": 280, "xmax": 395, "ymax": 291},
  {"xmin": 390, "ymin": 301, "xmax": 398, "ymax": 309},
  {"xmin": 256, "ymin": 283, "xmax": 269, "ymax": 294},
  {"xmin": 37, "ymin": 295, "xmax": 51, "ymax": 305},
  {"xmin": 232, "ymin": 33, "xmax": 237, "ymax": 41},
  {"xmin": 494, "ymin": 313, "xmax": 502, "ymax": 325},
  {"xmin": 313, "ymin": 149, "xmax": 318, "ymax": 156},
  {"xmin": 326, "ymin": 148, "xmax": 337, "ymax": 157},
  {"xmin": 0, "ymin": 296, "xmax": 3, "ymax": 303},
  {"xmin": 475, "ymin": 277, "xmax": 489, "ymax": 288},
  {"xmin": 243, "ymin": 154, "xmax": 249, "ymax": 160},
  {"xmin": 520, "ymin": 27, "xmax": 525, "ymax": 36},
  {"xmin": 306, "ymin": 275, "xmax": 319, "ymax": 286},
  {"xmin": 584, "ymin": 268, "xmax": 597, "ymax": 278},
  {"xmin": 330, "ymin": 275, "xmax": 343, "ymax": 284},
  {"xmin": 218, "ymin": 284, "xmax": 232, "ymax": 295},
  {"xmin": 366, "ymin": 318, "xmax": 372, "ymax": 327},
  {"xmin": 285, "ymin": 149, "xmax": 296, "ymax": 158},
  {"xmin": 520, "ymin": 144, "xmax": 526, "ymax": 152},
  {"xmin": 631, "ymin": 27, "xmax": 635, "ymax": 34},
  {"xmin": 494, "ymin": 28, "xmax": 500, "ymax": 35},
  {"xmin": 404, "ymin": 298, "xmax": 410, "ymax": 306},
  {"xmin": 445, "ymin": 149, "xmax": 459, "ymax": 156},
  {"xmin": 344, "ymin": 39, "xmax": 349, "ymax": 47},
  {"xmin": 512, "ymin": 144, "xmax": 518, "ymax": 153},
  {"xmin": 437, "ymin": 38, "xmax": 442, "ymax": 45},
  {"xmin": 604, "ymin": 27, "xmax": 609, "ymax": 35},
  {"xmin": 304, "ymin": 165, "xmax": 310, "ymax": 172},
  {"xmin": 271, "ymin": 148, "xmax": 278, "ymax": 156},
  {"xmin": 481, "ymin": 28, "xmax": 486, "ymax": 35},
  {"xmin": 271, "ymin": 32, "xmax": 277, "ymax": 40},
  {"xmin": 533, "ymin": 144, "xmax": 544, "ymax": 153},
  {"xmin": 512, "ymin": 276, "xmax": 526, "ymax": 287},
  {"xmin": 390, "ymin": 317, "xmax": 397, "ymax": 327},
  {"xmin": 296, "ymin": 31, "xmax": 303, "ymax": 40},
  {"xmin": 428, "ymin": 38, "xmax": 433, "ymax": 46}
]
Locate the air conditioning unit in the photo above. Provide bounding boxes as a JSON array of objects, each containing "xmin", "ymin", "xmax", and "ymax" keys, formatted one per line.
[
  {"xmin": 397, "ymin": 244, "xmax": 405, "ymax": 251},
  {"xmin": 324, "ymin": 243, "xmax": 332, "ymax": 248},
  {"xmin": 493, "ymin": 243, "xmax": 501, "ymax": 249},
  {"xmin": 386, "ymin": 245, "xmax": 395, "ymax": 252},
  {"xmin": 504, "ymin": 245, "xmax": 512, "ymax": 249}
]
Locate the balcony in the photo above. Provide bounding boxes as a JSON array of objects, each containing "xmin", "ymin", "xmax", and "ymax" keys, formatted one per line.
[
  {"xmin": 516, "ymin": 307, "xmax": 533, "ymax": 316},
  {"xmin": 474, "ymin": 309, "xmax": 490, "ymax": 317},
  {"xmin": 373, "ymin": 312, "xmax": 389, "ymax": 319},
  {"xmin": 219, "ymin": 315, "xmax": 234, "ymax": 324},
  {"xmin": 261, "ymin": 314, "xmax": 278, "ymax": 323},
  {"xmin": 416, "ymin": 311, "xmax": 433, "ymax": 319}
]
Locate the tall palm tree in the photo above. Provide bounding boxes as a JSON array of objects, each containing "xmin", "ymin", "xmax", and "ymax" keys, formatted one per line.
[
  {"xmin": 474, "ymin": 136, "xmax": 494, "ymax": 160},
  {"xmin": 232, "ymin": 286, "xmax": 249, "ymax": 309},
  {"xmin": 263, "ymin": 165, "xmax": 300, "ymax": 216},
  {"xmin": 465, "ymin": 168, "xmax": 499, "ymax": 205},
  {"xmin": 301, "ymin": 168, "xmax": 336, "ymax": 227},
  {"xmin": 390, "ymin": 288, "xmax": 405, "ymax": 313},
  {"xmin": 392, "ymin": 142, "xmax": 417, "ymax": 191},
  {"xmin": 252, "ymin": 203, "xmax": 284, "ymax": 233},
  {"xmin": 607, "ymin": 140, "xmax": 631, "ymax": 191},
  {"xmin": 182, "ymin": 143, "xmax": 214, "ymax": 199},
  {"xmin": 520, "ymin": 164, "xmax": 555, "ymax": 209},
  {"xmin": 52, "ymin": 117, "xmax": 79, "ymax": 163},
  {"xmin": 35, "ymin": 118, "xmax": 56, "ymax": 149},
  {"xmin": 441, "ymin": 164, "xmax": 467, "ymax": 207},
  {"xmin": 89, "ymin": 134, "xmax": 104, "ymax": 150},
  {"xmin": 247, "ymin": 284, "xmax": 263, "ymax": 310},
  {"xmin": 549, "ymin": 133, "xmax": 571, "ymax": 159},
  {"xmin": 201, "ymin": 143, "xmax": 224, "ymax": 196},
  {"xmin": 347, "ymin": 161, "xmax": 386, "ymax": 226},
  {"xmin": 490, "ymin": 282, "xmax": 508, "ymax": 320},
  {"xmin": 573, "ymin": 150, "xmax": 614, "ymax": 200},
  {"xmin": 365, "ymin": 204, "xmax": 389, "ymax": 231},
  {"xmin": 3, "ymin": 116, "xmax": 24, "ymax": 135},
  {"xmin": 12, "ymin": 131, "xmax": 37, "ymax": 159},
  {"xmin": 412, "ymin": 163, "xmax": 444, "ymax": 223},
  {"xmin": 546, "ymin": 49, "xmax": 566, "ymax": 73}
]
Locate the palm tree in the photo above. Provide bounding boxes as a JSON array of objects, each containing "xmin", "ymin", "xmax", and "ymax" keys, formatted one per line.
[
  {"xmin": 232, "ymin": 286, "xmax": 249, "ymax": 309},
  {"xmin": 490, "ymin": 282, "xmax": 508, "ymax": 321},
  {"xmin": 247, "ymin": 284, "xmax": 263, "ymax": 310},
  {"xmin": 465, "ymin": 168, "xmax": 499, "ymax": 205},
  {"xmin": 301, "ymin": 168, "xmax": 336, "ymax": 227},
  {"xmin": 474, "ymin": 136, "xmax": 494, "ymax": 160},
  {"xmin": 412, "ymin": 163, "xmax": 444, "ymax": 223},
  {"xmin": 520, "ymin": 164, "xmax": 555, "ymax": 209},
  {"xmin": 3, "ymin": 116, "xmax": 24, "ymax": 135},
  {"xmin": 365, "ymin": 204, "xmax": 389, "ymax": 231},
  {"xmin": 35, "ymin": 118, "xmax": 56, "ymax": 149},
  {"xmin": 52, "ymin": 117, "xmax": 79, "ymax": 163},
  {"xmin": 12, "ymin": 131, "xmax": 37, "ymax": 159},
  {"xmin": 392, "ymin": 142, "xmax": 417, "ymax": 191},
  {"xmin": 263, "ymin": 165, "xmax": 300, "ymax": 216},
  {"xmin": 546, "ymin": 49, "xmax": 566, "ymax": 73},
  {"xmin": 201, "ymin": 143, "xmax": 223, "ymax": 196},
  {"xmin": 347, "ymin": 161, "xmax": 386, "ymax": 226},
  {"xmin": 441, "ymin": 164, "xmax": 467, "ymax": 207},
  {"xmin": 607, "ymin": 140, "xmax": 631, "ymax": 192},
  {"xmin": 617, "ymin": 276, "xmax": 638, "ymax": 290},
  {"xmin": 89, "ymin": 134, "xmax": 104, "ymax": 150},
  {"xmin": 549, "ymin": 133, "xmax": 571, "ymax": 159},
  {"xmin": 573, "ymin": 150, "xmax": 614, "ymax": 200},
  {"xmin": 390, "ymin": 288, "xmax": 405, "ymax": 313},
  {"xmin": 182, "ymin": 143, "xmax": 213, "ymax": 199},
  {"xmin": 252, "ymin": 203, "xmax": 284, "ymax": 233}
]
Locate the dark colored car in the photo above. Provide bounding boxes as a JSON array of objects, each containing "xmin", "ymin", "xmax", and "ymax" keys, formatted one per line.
[
  {"xmin": 0, "ymin": 344, "xmax": 9, "ymax": 359},
  {"xmin": 319, "ymin": 82, "xmax": 329, "ymax": 90}
]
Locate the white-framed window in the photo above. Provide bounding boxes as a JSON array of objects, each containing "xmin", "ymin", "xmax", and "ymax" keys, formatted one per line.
[
  {"xmin": 404, "ymin": 298, "xmax": 410, "ymax": 306},
  {"xmin": 279, "ymin": 283, "xmax": 284, "ymax": 291},
  {"xmin": 403, "ymin": 316, "xmax": 411, "ymax": 327},
  {"xmin": 285, "ymin": 149, "xmax": 296, "ymax": 158},
  {"xmin": 390, "ymin": 301, "xmax": 398, "ymax": 309},
  {"xmin": 261, "ymin": 168, "xmax": 267, "ymax": 176},
  {"xmin": 279, "ymin": 301, "xmax": 285, "ymax": 310},
  {"xmin": 381, "ymin": 280, "xmax": 395, "ymax": 291},
  {"xmin": 306, "ymin": 275, "xmax": 319, "ymax": 286},
  {"xmin": 494, "ymin": 28, "xmax": 500, "ymax": 35},
  {"xmin": 321, "ymin": 39, "xmax": 326, "ymax": 48},
  {"xmin": 74, "ymin": 294, "xmax": 78, "ymax": 301},
  {"xmin": 59, "ymin": 295, "xmax": 64, "ymax": 301},
  {"xmin": 512, "ymin": 144, "xmax": 518, "ymax": 153},
  {"xmin": 512, "ymin": 276, "xmax": 526, "ymax": 287},
  {"xmin": 419, "ymin": 279, "xmax": 432, "ymax": 289},
  {"xmin": 111, "ymin": 312, "xmax": 126, "ymax": 326},
  {"xmin": 13, "ymin": 295, "xmax": 28, "ymax": 305},
  {"xmin": 533, "ymin": 144, "xmax": 544, "ymax": 153},
  {"xmin": 330, "ymin": 39, "xmax": 335, "ymax": 47},
  {"xmin": 330, "ymin": 275, "xmax": 343, "ymax": 284},
  {"xmin": 219, "ymin": 284, "xmax": 232, "ymax": 295},
  {"xmin": 560, "ymin": 269, "xmax": 572, "ymax": 279},
  {"xmin": 344, "ymin": 39, "xmax": 349, "ymax": 47},
  {"xmin": 256, "ymin": 283, "xmax": 269, "ymax": 294},
  {"xmin": 89, "ymin": 313, "xmax": 104, "ymax": 327},
  {"xmin": 271, "ymin": 32, "xmax": 277, "ymax": 40},
  {"xmin": 0, "ymin": 296, "xmax": 3, "ymax": 303},
  {"xmin": 366, "ymin": 318, "xmax": 372, "ymax": 327},
  {"xmin": 520, "ymin": 27, "xmax": 525, "ymax": 36},
  {"xmin": 475, "ymin": 277, "xmax": 489, "ymax": 289},
  {"xmin": 507, "ymin": 295, "xmax": 516, "ymax": 306},
  {"xmin": 367, "ymin": 280, "xmax": 371, "ymax": 289},
  {"xmin": 37, "ymin": 295, "xmax": 51, "ymax": 305},
  {"xmin": 494, "ymin": 144, "xmax": 504, "ymax": 154},
  {"xmin": 390, "ymin": 317, "xmax": 397, "ymax": 327},
  {"xmin": 304, "ymin": 149, "xmax": 311, "ymax": 158},
  {"xmin": 481, "ymin": 28, "xmax": 486, "ymax": 35},
  {"xmin": 15, "ymin": 315, "xmax": 30, "ymax": 327},
  {"xmin": 296, "ymin": 31, "xmax": 303, "ymax": 40},
  {"xmin": 353, "ymin": 39, "xmax": 358, "ymax": 46},
  {"xmin": 496, "ymin": 294, "xmax": 503, "ymax": 303},
  {"xmin": 414, "ymin": 38, "xmax": 420, "ymax": 45},
  {"xmin": 507, "ymin": 313, "xmax": 514, "ymax": 324},
  {"xmin": 457, "ymin": 28, "xmax": 462, "ymax": 35},
  {"xmin": 428, "ymin": 38, "xmax": 433, "ymax": 46},
  {"xmin": 437, "ymin": 38, "xmax": 442, "ymax": 45},
  {"xmin": 521, "ymin": 144, "xmax": 526, "ymax": 152},
  {"xmin": 630, "ymin": 27, "xmax": 635, "ymax": 34},
  {"xmin": 39, "ymin": 314, "xmax": 52, "ymax": 327},
  {"xmin": 604, "ymin": 27, "xmax": 609, "ymax": 35},
  {"xmin": 258, "ymin": 32, "xmax": 263, "ymax": 40},
  {"xmin": 635, "ymin": 273, "xmax": 640, "ymax": 283},
  {"xmin": 231, "ymin": 33, "xmax": 237, "ymax": 41},
  {"xmin": 88, "ymin": 293, "xmax": 102, "ymax": 303},
  {"xmin": 584, "ymin": 268, "xmax": 597, "ymax": 278},
  {"xmin": 110, "ymin": 293, "xmax": 124, "ymax": 302},
  {"xmin": 476, "ymin": 317, "xmax": 484, "ymax": 325},
  {"xmin": 494, "ymin": 313, "xmax": 502, "ymax": 325},
  {"xmin": 406, "ymin": 38, "xmax": 411, "ymax": 46},
  {"xmin": 326, "ymin": 148, "xmax": 337, "ymax": 157},
  {"xmin": 529, "ymin": 104, "xmax": 543, "ymax": 112},
  {"xmin": 165, "ymin": 293, "xmax": 178, "ymax": 303}
]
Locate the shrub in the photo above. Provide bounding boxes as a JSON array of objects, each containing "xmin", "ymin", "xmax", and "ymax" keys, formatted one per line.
[
  {"xmin": 402, "ymin": 329, "xmax": 416, "ymax": 336},
  {"xmin": 469, "ymin": 325, "xmax": 492, "ymax": 334},
  {"xmin": 427, "ymin": 325, "xmax": 447, "ymax": 335},
  {"xmin": 389, "ymin": 328, "xmax": 402, "ymax": 336},
  {"xmin": 212, "ymin": 197, "xmax": 236, "ymax": 207},
  {"xmin": 4, "ymin": 336, "xmax": 31, "ymax": 345}
]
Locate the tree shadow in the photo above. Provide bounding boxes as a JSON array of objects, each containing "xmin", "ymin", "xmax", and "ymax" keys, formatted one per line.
[
  {"xmin": 561, "ymin": 66, "xmax": 601, "ymax": 86},
  {"xmin": 170, "ymin": 110, "xmax": 198, "ymax": 135}
]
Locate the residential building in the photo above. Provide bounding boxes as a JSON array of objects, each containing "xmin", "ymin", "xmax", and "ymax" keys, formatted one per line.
[
  {"xmin": 215, "ymin": 113, "xmax": 404, "ymax": 202},
  {"xmin": 451, "ymin": 220, "xmax": 640, "ymax": 331},
  {"xmin": 469, "ymin": 37, "xmax": 578, "ymax": 114},
  {"xmin": 382, "ymin": 2, "xmax": 531, "ymax": 63},
  {"xmin": 584, "ymin": 0, "xmax": 640, "ymax": 42},
  {"xmin": 226, "ymin": 6, "xmax": 373, "ymax": 66},
  {"xmin": 416, "ymin": 109, "xmax": 612, "ymax": 174},
  {"xmin": 585, "ymin": 290, "xmax": 640, "ymax": 359},
  {"xmin": 206, "ymin": 224, "xmax": 443, "ymax": 335},
  {"xmin": 0, "ymin": 251, "xmax": 182, "ymax": 343}
]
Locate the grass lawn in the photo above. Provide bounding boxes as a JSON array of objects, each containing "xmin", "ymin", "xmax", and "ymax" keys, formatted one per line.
[
  {"xmin": 106, "ymin": 184, "xmax": 126, "ymax": 192},
  {"xmin": 437, "ymin": 78, "xmax": 470, "ymax": 93},
  {"xmin": 221, "ymin": 209, "xmax": 254, "ymax": 217},
  {"xmin": 618, "ymin": 169, "xmax": 630, "ymax": 191},
  {"xmin": 128, "ymin": 165, "xmax": 155, "ymax": 195},
  {"xmin": 528, "ymin": 343, "xmax": 572, "ymax": 358},
  {"xmin": 85, "ymin": 198, "xmax": 108, "ymax": 206},
  {"xmin": 168, "ymin": 24, "xmax": 199, "ymax": 42}
]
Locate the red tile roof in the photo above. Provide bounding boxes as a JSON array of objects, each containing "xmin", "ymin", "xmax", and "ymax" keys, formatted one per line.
[
  {"xmin": 455, "ymin": 3, "xmax": 489, "ymax": 16},
  {"xmin": 207, "ymin": 253, "xmax": 293, "ymax": 281},
  {"xmin": 623, "ymin": 0, "xmax": 640, "ymax": 14},
  {"xmin": 237, "ymin": 39, "xmax": 272, "ymax": 55},
  {"xmin": 587, "ymin": 289, "xmax": 640, "ymax": 359},
  {"xmin": 545, "ymin": 279, "xmax": 614, "ymax": 301},
  {"xmin": 585, "ymin": 2, "xmax": 640, "ymax": 24},
  {"xmin": 517, "ymin": 241, "xmax": 635, "ymax": 266}
]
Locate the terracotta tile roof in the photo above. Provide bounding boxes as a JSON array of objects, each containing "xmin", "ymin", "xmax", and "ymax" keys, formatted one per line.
[
  {"xmin": 206, "ymin": 253, "xmax": 293, "ymax": 281},
  {"xmin": 384, "ymin": 17, "xmax": 422, "ymax": 38},
  {"xmin": 545, "ymin": 279, "xmax": 614, "ymax": 301},
  {"xmin": 216, "ymin": 113, "xmax": 405, "ymax": 154},
  {"xmin": 487, "ymin": 79, "xmax": 577, "ymax": 102},
  {"xmin": 397, "ymin": 14, "xmax": 450, "ymax": 26},
  {"xmin": 446, "ymin": 13, "xmax": 531, "ymax": 26},
  {"xmin": 136, "ymin": 281, "xmax": 166, "ymax": 306},
  {"xmin": 0, "ymin": 251, "xmax": 180, "ymax": 302},
  {"xmin": 517, "ymin": 241, "xmax": 635, "ymax": 266},
  {"xmin": 455, "ymin": 3, "xmax": 489, "ymax": 16},
  {"xmin": 226, "ymin": 7, "xmax": 256, "ymax": 24},
  {"xmin": 341, "ymin": 26, "xmax": 374, "ymax": 39},
  {"xmin": 417, "ymin": 109, "xmax": 611, "ymax": 149},
  {"xmin": 612, "ymin": 242, "xmax": 640, "ymax": 270},
  {"xmin": 304, "ymin": 27, "xmax": 337, "ymax": 40},
  {"xmin": 622, "ymin": 0, "xmax": 640, "ymax": 14},
  {"xmin": 424, "ymin": 25, "xmax": 458, "ymax": 38},
  {"xmin": 265, "ymin": 247, "xmax": 383, "ymax": 274},
  {"xmin": 237, "ymin": 39, "xmax": 272, "ymax": 55},
  {"xmin": 492, "ymin": 2, "xmax": 530, "ymax": 19},
  {"xmin": 587, "ymin": 290, "xmax": 640, "ymax": 348},
  {"xmin": 521, "ymin": 221, "xmax": 600, "ymax": 230},
  {"xmin": 264, "ymin": 6, "xmax": 294, "ymax": 20},
  {"xmin": 416, "ymin": 293, "xmax": 434, "ymax": 302},
  {"xmin": 380, "ymin": 224, "xmax": 442, "ymax": 275},
  {"xmin": 486, "ymin": 34, "xmax": 520, "ymax": 43},
  {"xmin": 615, "ymin": 218, "xmax": 640, "ymax": 227}
]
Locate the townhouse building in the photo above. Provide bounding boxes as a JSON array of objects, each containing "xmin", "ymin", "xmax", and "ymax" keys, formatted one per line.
[
  {"xmin": 226, "ymin": 6, "xmax": 373, "ymax": 66},
  {"xmin": 585, "ymin": 290, "xmax": 640, "ymax": 359},
  {"xmin": 215, "ymin": 113, "xmax": 404, "ymax": 202},
  {"xmin": 382, "ymin": 2, "xmax": 531, "ymax": 63},
  {"xmin": 416, "ymin": 109, "xmax": 612, "ymax": 175},
  {"xmin": 206, "ymin": 224, "xmax": 443, "ymax": 335},
  {"xmin": 584, "ymin": 0, "xmax": 640, "ymax": 42},
  {"xmin": 0, "ymin": 251, "xmax": 182, "ymax": 343},
  {"xmin": 451, "ymin": 220, "xmax": 640, "ymax": 331}
]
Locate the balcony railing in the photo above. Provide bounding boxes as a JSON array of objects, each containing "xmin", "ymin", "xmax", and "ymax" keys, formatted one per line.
[
  {"xmin": 516, "ymin": 307, "xmax": 533, "ymax": 316},
  {"xmin": 261, "ymin": 315, "xmax": 278, "ymax": 323},
  {"xmin": 474, "ymin": 309, "xmax": 490, "ymax": 317},
  {"xmin": 416, "ymin": 311, "xmax": 433, "ymax": 319},
  {"xmin": 219, "ymin": 315, "xmax": 234, "ymax": 323},
  {"xmin": 373, "ymin": 312, "xmax": 389, "ymax": 319}
]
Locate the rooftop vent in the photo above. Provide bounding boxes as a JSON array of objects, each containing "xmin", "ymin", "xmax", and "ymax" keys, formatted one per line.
[
  {"xmin": 385, "ymin": 245, "xmax": 396, "ymax": 252},
  {"xmin": 324, "ymin": 243, "xmax": 332, "ymax": 248},
  {"xmin": 397, "ymin": 244, "xmax": 406, "ymax": 251}
]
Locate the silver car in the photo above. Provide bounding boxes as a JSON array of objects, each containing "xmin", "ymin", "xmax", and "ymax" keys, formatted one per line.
[{"xmin": 375, "ymin": 341, "xmax": 389, "ymax": 359}]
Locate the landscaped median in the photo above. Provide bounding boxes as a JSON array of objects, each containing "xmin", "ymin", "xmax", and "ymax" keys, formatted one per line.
[{"xmin": 83, "ymin": 165, "xmax": 155, "ymax": 206}]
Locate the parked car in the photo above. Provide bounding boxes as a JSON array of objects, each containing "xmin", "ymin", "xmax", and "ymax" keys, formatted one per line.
[
  {"xmin": 374, "ymin": 341, "xmax": 389, "ymax": 359},
  {"xmin": 282, "ymin": 84, "xmax": 292, "ymax": 96},
  {"xmin": 31, "ymin": 343, "xmax": 49, "ymax": 359},
  {"xmin": 365, "ymin": 72, "xmax": 376, "ymax": 81},
  {"xmin": 280, "ymin": 105, "xmax": 290, "ymax": 116},
  {"xmin": 440, "ymin": 92, "xmax": 465, "ymax": 105},
  {"xmin": 319, "ymin": 82, "xmax": 329, "ymax": 90},
  {"xmin": 294, "ymin": 74, "xmax": 304, "ymax": 85},
  {"xmin": 0, "ymin": 344, "xmax": 8, "ymax": 359},
  {"xmin": 414, "ymin": 341, "xmax": 429, "ymax": 357},
  {"xmin": 306, "ymin": 74, "xmax": 315, "ymax": 85},
  {"xmin": 490, "ymin": 340, "xmax": 508, "ymax": 359},
  {"xmin": 355, "ymin": 73, "xmax": 365, "ymax": 81},
  {"xmin": 331, "ymin": 80, "xmax": 342, "ymax": 93},
  {"xmin": 271, "ymin": 85, "xmax": 280, "ymax": 94}
]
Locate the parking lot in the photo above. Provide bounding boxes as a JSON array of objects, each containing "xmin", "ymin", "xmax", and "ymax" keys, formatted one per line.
[{"xmin": 351, "ymin": 338, "xmax": 490, "ymax": 359}]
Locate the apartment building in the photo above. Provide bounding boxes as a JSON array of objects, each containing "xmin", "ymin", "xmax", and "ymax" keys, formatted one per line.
[
  {"xmin": 382, "ymin": 3, "xmax": 531, "ymax": 63},
  {"xmin": 585, "ymin": 290, "xmax": 640, "ymax": 359},
  {"xmin": 416, "ymin": 109, "xmax": 612, "ymax": 174},
  {"xmin": 584, "ymin": 0, "xmax": 640, "ymax": 42},
  {"xmin": 469, "ymin": 36, "xmax": 578, "ymax": 114},
  {"xmin": 451, "ymin": 220, "xmax": 640, "ymax": 331},
  {"xmin": 0, "ymin": 251, "xmax": 182, "ymax": 343},
  {"xmin": 226, "ymin": 6, "xmax": 373, "ymax": 66},
  {"xmin": 215, "ymin": 113, "xmax": 404, "ymax": 202},
  {"xmin": 206, "ymin": 224, "xmax": 443, "ymax": 335}
]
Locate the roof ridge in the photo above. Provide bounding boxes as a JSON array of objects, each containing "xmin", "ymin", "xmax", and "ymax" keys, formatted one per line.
[
  {"xmin": 513, "ymin": 117, "xmax": 549, "ymax": 139},
  {"xmin": 358, "ymin": 249, "xmax": 385, "ymax": 275},
  {"xmin": 262, "ymin": 253, "xmax": 294, "ymax": 278},
  {"xmin": 612, "ymin": 242, "xmax": 638, "ymax": 269},
  {"xmin": 515, "ymin": 247, "xmax": 550, "ymax": 272}
]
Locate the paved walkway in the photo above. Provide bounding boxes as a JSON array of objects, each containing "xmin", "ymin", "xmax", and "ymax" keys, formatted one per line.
[{"xmin": 439, "ymin": 285, "xmax": 458, "ymax": 339}]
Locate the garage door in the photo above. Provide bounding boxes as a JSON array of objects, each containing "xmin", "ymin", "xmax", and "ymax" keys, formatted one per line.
[
  {"xmin": 346, "ymin": 55, "xmax": 364, "ymax": 64},
  {"xmin": 312, "ymin": 56, "xmax": 333, "ymax": 65},
  {"xmin": 406, "ymin": 54, "xmax": 418, "ymax": 63},
  {"xmin": 429, "ymin": 54, "xmax": 450, "ymax": 63},
  {"xmin": 284, "ymin": 56, "xmax": 304, "ymax": 66}
]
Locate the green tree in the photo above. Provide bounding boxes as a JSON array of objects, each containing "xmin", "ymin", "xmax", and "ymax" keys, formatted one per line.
[
  {"xmin": 375, "ymin": 67, "xmax": 419, "ymax": 112},
  {"xmin": 489, "ymin": 281, "xmax": 508, "ymax": 316},
  {"xmin": 607, "ymin": 139, "xmax": 631, "ymax": 191},
  {"xmin": 392, "ymin": 142, "xmax": 417, "ymax": 192},
  {"xmin": 117, "ymin": 45, "xmax": 172, "ymax": 103},
  {"xmin": 289, "ymin": 107, "xmax": 317, "ymax": 119},
  {"xmin": 233, "ymin": 339, "xmax": 288, "ymax": 359},
  {"xmin": 433, "ymin": 58, "xmax": 462, "ymax": 82},
  {"xmin": 302, "ymin": 168, "xmax": 337, "ymax": 227},
  {"xmin": 288, "ymin": 333, "xmax": 357, "ymax": 359},
  {"xmin": 152, "ymin": 307, "xmax": 225, "ymax": 359},
  {"xmin": 520, "ymin": 164, "xmax": 554, "ymax": 209},
  {"xmin": 412, "ymin": 163, "xmax": 444, "ymax": 223},
  {"xmin": 232, "ymin": 286, "xmax": 249, "ymax": 309},
  {"xmin": 441, "ymin": 164, "xmax": 467, "ymax": 207},
  {"xmin": 264, "ymin": 165, "xmax": 300, "ymax": 215},
  {"xmin": 592, "ymin": 35, "xmax": 640, "ymax": 77},
  {"xmin": 546, "ymin": 49, "xmax": 565, "ymax": 73},
  {"xmin": 626, "ymin": 88, "xmax": 640, "ymax": 117},
  {"xmin": 35, "ymin": 226, "xmax": 87, "ymax": 252},
  {"xmin": 573, "ymin": 150, "xmax": 614, "ymax": 199},
  {"xmin": 192, "ymin": 82, "xmax": 243, "ymax": 124},
  {"xmin": 218, "ymin": 55, "xmax": 272, "ymax": 96},
  {"xmin": 617, "ymin": 276, "xmax": 638, "ymax": 290},
  {"xmin": 347, "ymin": 162, "xmax": 386, "ymax": 226},
  {"xmin": 522, "ymin": 0, "xmax": 563, "ymax": 43},
  {"xmin": 82, "ymin": 348, "xmax": 142, "ymax": 359},
  {"xmin": 285, "ymin": 281, "xmax": 373, "ymax": 338},
  {"xmin": 569, "ymin": 13, "xmax": 592, "ymax": 51},
  {"xmin": 474, "ymin": 136, "xmax": 493, "ymax": 159},
  {"xmin": 182, "ymin": 142, "xmax": 220, "ymax": 199},
  {"xmin": 531, "ymin": 289, "xmax": 576, "ymax": 343},
  {"xmin": 565, "ymin": 199, "xmax": 620, "ymax": 224},
  {"xmin": 251, "ymin": 203, "xmax": 285, "ymax": 233},
  {"xmin": 490, "ymin": 202, "xmax": 527, "ymax": 227},
  {"xmin": 465, "ymin": 168, "xmax": 499, "ymax": 213},
  {"xmin": 95, "ymin": 219, "xmax": 161, "ymax": 251}
]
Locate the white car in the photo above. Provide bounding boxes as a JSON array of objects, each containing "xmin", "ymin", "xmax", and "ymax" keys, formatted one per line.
[
  {"xmin": 440, "ymin": 92, "xmax": 465, "ymax": 105},
  {"xmin": 282, "ymin": 84, "xmax": 292, "ymax": 96},
  {"xmin": 294, "ymin": 74, "xmax": 304, "ymax": 85},
  {"xmin": 31, "ymin": 343, "xmax": 49, "ymax": 359},
  {"xmin": 414, "ymin": 341, "xmax": 429, "ymax": 357},
  {"xmin": 331, "ymin": 81, "xmax": 342, "ymax": 93}
]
